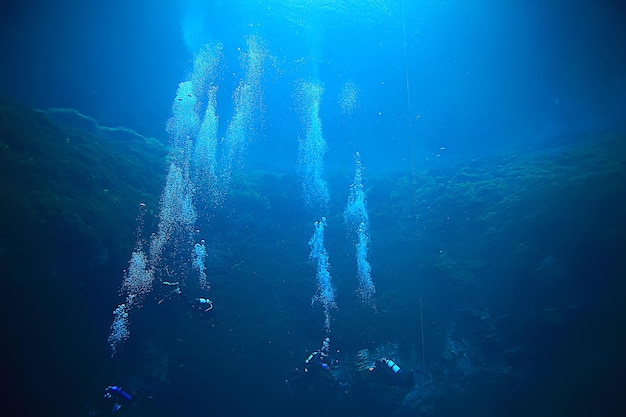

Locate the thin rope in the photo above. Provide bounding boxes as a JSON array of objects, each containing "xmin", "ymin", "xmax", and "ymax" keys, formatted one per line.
[
  {"xmin": 419, "ymin": 295, "xmax": 425, "ymax": 368},
  {"xmin": 410, "ymin": 149, "xmax": 426, "ymax": 371},
  {"xmin": 403, "ymin": 0, "xmax": 426, "ymax": 370},
  {"xmin": 401, "ymin": 0, "xmax": 412, "ymax": 126}
]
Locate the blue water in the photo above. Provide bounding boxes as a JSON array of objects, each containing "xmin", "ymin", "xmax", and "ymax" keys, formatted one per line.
[{"xmin": 1, "ymin": 1, "xmax": 625, "ymax": 416}]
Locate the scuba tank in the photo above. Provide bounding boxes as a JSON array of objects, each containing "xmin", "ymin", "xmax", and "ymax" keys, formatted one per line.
[{"xmin": 383, "ymin": 358, "xmax": 401, "ymax": 374}]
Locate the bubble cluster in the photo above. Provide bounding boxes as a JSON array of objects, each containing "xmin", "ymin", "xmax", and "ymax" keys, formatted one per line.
[
  {"xmin": 344, "ymin": 152, "xmax": 368, "ymax": 229},
  {"xmin": 338, "ymin": 81, "xmax": 359, "ymax": 117},
  {"xmin": 221, "ymin": 35, "xmax": 267, "ymax": 187},
  {"xmin": 191, "ymin": 43, "xmax": 222, "ymax": 100},
  {"xmin": 297, "ymin": 81, "xmax": 329, "ymax": 211},
  {"xmin": 192, "ymin": 85, "xmax": 220, "ymax": 202},
  {"xmin": 121, "ymin": 250, "xmax": 154, "ymax": 304},
  {"xmin": 193, "ymin": 240, "xmax": 209, "ymax": 290},
  {"xmin": 344, "ymin": 152, "xmax": 375, "ymax": 304},
  {"xmin": 189, "ymin": 44, "xmax": 223, "ymax": 206},
  {"xmin": 108, "ymin": 303, "xmax": 129, "ymax": 357},
  {"xmin": 109, "ymin": 38, "xmax": 269, "ymax": 356},
  {"xmin": 150, "ymin": 162, "xmax": 196, "ymax": 266},
  {"xmin": 109, "ymin": 201, "xmax": 155, "ymax": 357},
  {"xmin": 309, "ymin": 217, "xmax": 336, "ymax": 332},
  {"xmin": 355, "ymin": 221, "xmax": 374, "ymax": 302},
  {"xmin": 166, "ymin": 81, "xmax": 201, "ymax": 148}
]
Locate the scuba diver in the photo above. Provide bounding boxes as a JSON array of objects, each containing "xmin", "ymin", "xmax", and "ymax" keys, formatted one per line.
[
  {"xmin": 192, "ymin": 296, "xmax": 214, "ymax": 312},
  {"xmin": 101, "ymin": 385, "xmax": 132, "ymax": 414},
  {"xmin": 285, "ymin": 337, "xmax": 351, "ymax": 396},
  {"xmin": 86, "ymin": 384, "xmax": 162, "ymax": 416},
  {"xmin": 364, "ymin": 357, "xmax": 415, "ymax": 389},
  {"xmin": 157, "ymin": 280, "xmax": 214, "ymax": 314},
  {"xmin": 285, "ymin": 339, "xmax": 420, "ymax": 403},
  {"xmin": 304, "ymin": 337, "xmax": 336, "ymax": 372}
]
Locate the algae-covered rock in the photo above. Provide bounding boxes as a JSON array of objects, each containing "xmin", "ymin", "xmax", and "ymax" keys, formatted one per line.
[{"xmin": 0, "ymin": 101, "xmax": 168, "ymax": 279}]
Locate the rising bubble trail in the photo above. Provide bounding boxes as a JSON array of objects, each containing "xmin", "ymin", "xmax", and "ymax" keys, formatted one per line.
[
  {"xmin": 344, "ymin": 152, "xmax": 375, "ymax": 305},
  {"xmin": 309, "ymin": 217, "xmax": 336, "ymax": 333}
]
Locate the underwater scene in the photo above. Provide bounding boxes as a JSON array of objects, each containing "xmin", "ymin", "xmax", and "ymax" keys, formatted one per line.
[{"xmin": 1, "ymin": 1, "xmax": 625, "ymax": 416}]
